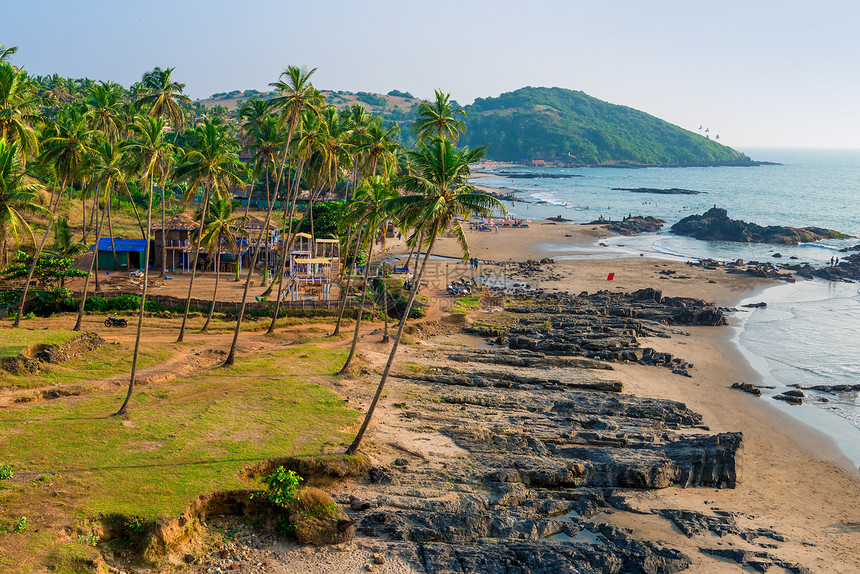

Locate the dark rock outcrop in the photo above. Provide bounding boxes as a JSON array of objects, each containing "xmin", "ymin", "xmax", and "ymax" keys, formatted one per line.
[
  {"xmin": 605, "ymin": 216, "xmax": 666, "ymax": 236},
  {"xmin": 613, "ymin": 187, "xmax": 703, "ymax": 195},
  {"xmin": 671, "ymin": 207, "xmax": 852, "ymax": 245}
]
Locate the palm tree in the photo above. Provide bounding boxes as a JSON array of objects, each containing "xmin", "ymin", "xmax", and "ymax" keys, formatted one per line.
[
  {"xmin": 135, "ymin": 67, "xmax": 191, "ymax": 133},
  {"xmin": 345, "ymin": 137, "xmax": 504, "ymax": 454},
  {"xmin": 238, "ymin": 98, "xmax": 275, "ymax": 214},
  {"xmin": 246, "ymin": 116, "xmax": 286, "ymax": 215},
  {"xmin": 85, "ymin": 82, "xmax": 124, "ymax": 143},
  {"xmin": 115, "ymin": 117, "xmax": 174, "ymax": 416},
  {"xmin": 0, "ymin": 141, "xmax": 47, "ymax": 268},
  {"xmin": 0, "ymin": 62, "xmax": 42, "ymax": 162},
  {"xmin": 194, "ymin": 197, "xmax": 248, "ymax": 331},
  {"xmin": 173, "ymin": 119, "xmax": 246, "ymax": 342},
  {"xmin": 411, "ymin": 89, "xmax": 466, "ymax": 143},
  {"xmin": 362, "ymin": 118, "xmax": 400, "ymax": 178},
  {"xmin": 13, "ymin": 109, "xmax": 96, "ymax": 327},
  {"xmin": 72, "ymin": 184, "xmax": 108, "ymax": 331},
  {"xmin": 338, "ymin": 175, "xmax": 399, "ymax": 374},
  {"xmin": 0, "ymin": 44, "xmax": 17, "ymax": 63},
  {"xmin": 223, "ymin": 66, "xmax": 322, "ymax": 367},
  {"xmin": 83, "ymin": 140, "xmax": 135, "ymax": 270}
]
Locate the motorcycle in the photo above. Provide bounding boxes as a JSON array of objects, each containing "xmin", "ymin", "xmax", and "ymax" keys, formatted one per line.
[{"xmin": 104, "ymin": 316, "xmax": 128, "ymax": 328}]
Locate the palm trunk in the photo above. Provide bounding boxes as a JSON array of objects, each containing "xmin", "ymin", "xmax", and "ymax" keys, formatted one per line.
[
  {"xmin": 74, "ymin": 186, "xmax": 107, "ymax": 331},
  {"xmin": 13, "ymin": 179, "xmax": 66, "ymax": 327},
  {"xmin": 345, "ymin": 226, "xmax": 439, "ymax": 454},
  {"xmin": 261, "ymin": 158, "xmax": 299, "ymax": 298},
  {"xmin": 115, "ymin": 174, "xmax": 155, "ymax": 416},
  {"xmin": 160, "ymin": 179, "xmax": 168, "ymax": 276},
  {"xmin": 381, "ymin": 273, "xmax": 390, "ymax": 343},
  {"xmin": 338, "ymin": 240, "xmax": 373, "ymax": 374},
  {"xmin": 122, "ymin": 181, "xmax": 147, "ymax": 239},
  {"xmin": 177, "ymin": 182, "xmax": 212, "ymax": 342},
  {"xmin": 202, "ymin": 239, "xmax": 221, "ymax": 331},
  {"xmin": 223, "ymin": 119, "xmax": 299, "ymax": 365},
  {"xmin": 106, "ymin": 191, "xmax": 120, "ymax": 272},
  {"xmin": 266, "ymin": 159, "xmax": 304, "ymax": 334},
  {"xmin": 332, "ymin": 225, "xmax": 364, "ymax": 336}
]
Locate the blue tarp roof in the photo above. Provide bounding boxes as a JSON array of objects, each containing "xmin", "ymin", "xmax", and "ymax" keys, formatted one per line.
[{"xmin": 90, "ymin": 239, "xmax": 149, "ymax": 252}]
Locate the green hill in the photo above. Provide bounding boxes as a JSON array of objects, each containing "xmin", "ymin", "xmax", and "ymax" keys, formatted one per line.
[
  {"xmin": 459, "ymin": 86, "xmax": 753, "ymax": 166},
  {"xmin": 200, "ymin": 85, "xmax": 755, "ymax": 167}
]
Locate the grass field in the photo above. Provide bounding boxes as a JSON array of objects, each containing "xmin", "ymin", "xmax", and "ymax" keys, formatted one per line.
[{"xmin": 0, "ymin": 320, "xmax": 360, "ymax": 573}]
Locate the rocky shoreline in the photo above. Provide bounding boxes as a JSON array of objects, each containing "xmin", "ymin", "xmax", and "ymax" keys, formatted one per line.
[{"xmin": 309, "ymin": 288, "xmax": 821, "ymax": 573}]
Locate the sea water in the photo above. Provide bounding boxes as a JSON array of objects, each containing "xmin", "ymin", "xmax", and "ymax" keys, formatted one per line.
[{"xmin": 474, "ymin": 148, "xmax": 860, "ymax": 467}]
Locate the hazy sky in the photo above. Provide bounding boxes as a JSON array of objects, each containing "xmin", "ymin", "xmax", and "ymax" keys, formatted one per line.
[{"xmin": 4, "ymin": 0, "xmax": 859, "ymax": 148}]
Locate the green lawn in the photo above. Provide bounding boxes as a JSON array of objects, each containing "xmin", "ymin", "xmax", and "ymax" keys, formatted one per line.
[
  {"xmin": 0, "ymin": 339, "xmax": 359, "ymax": 572},
  {"xmin": 0, "ymin": 328, "xmax": 81, "ymax": 360}
]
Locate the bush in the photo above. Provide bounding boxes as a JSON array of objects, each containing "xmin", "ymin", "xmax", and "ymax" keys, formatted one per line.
[
  {"xmin": 84, "ymin": 295, "xmax": 161, "ymax": 313},
  {"xmin": 27, "ymin": 288, "xmax": 77, "ymax": 317},
  {"xmin": 0, "ymin": 464, "xmax": 12, "ymax": 480}
]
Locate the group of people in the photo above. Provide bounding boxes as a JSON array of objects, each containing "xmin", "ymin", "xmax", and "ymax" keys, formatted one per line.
[
  {"xmin": 830, "ymin": 256, "xmax": 840, "ymax": 267},
  {"xmin": 468, "ymin": 258, "xmax": 481, "ymax": 270}
]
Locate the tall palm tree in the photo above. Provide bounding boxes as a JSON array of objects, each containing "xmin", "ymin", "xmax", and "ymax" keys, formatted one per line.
[
  {"xmin": 338, "ymin": 175, "xmax": 399, "ymax": 374},
  {"xmin": 0, "ymin": 62, "xmax": 42, "ymax": 162},
  {"xmin": 13, "ymin": 109, "xmax": 96, "ymax": 327},
  {"xmin": 345, "ymin": 137, "xmax": 504, "ymax": 454},
  {"xmin": 194, "ymin": 197, "xmax": 248, "ymax": 331},
  {"xmin": 223, "ymin": 66, "xmax": 322, "ymax": 367},
  {"xmin": 0, "ymin": 141, "xmax": 47, "ymax": 268},
  {"xmin": 238, "ymin": 98, "xmax": 274, "ymax": 214},
  {"xmin": 362, "ymin": 118, "xmax": 400, "ymax": 178},
  {"xmin": 135, "ymin": 66, "xmax": 191, "ymax": 133},
  {"xmin": 173, "ymin": 119, "xmax": 246, "ymax": 342},
  {"xmin": 73, "ymin": 184, "xmax": 108, "ymax": 331},
  {"xmin": 115, "ymin": 117, "xmax": 174, "ymax": 416},
  {"xmin": 83, "ymin": 140, "xmax": 133, "ymax": 271},
  {"xmin": 85, "ymin": 82, "xmax": 124, "ymax": 143},
  {"xmin": 411, "ymin": 89, "xmax": 466, "ymax": 143}
]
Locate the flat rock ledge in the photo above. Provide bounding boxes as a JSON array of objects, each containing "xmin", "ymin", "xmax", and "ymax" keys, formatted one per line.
[{"xmin": 339, "ymin": 317, "xmax": 746, "ymax": 572}]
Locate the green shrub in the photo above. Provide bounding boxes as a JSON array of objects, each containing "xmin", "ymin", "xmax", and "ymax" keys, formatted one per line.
[
  {"xmin": 84, "ymin": 295, "xmax": 161, "ymax": 313},
  {"xmin": 0, "ymin": 464, "xmax": 12, "ymax": 480}
]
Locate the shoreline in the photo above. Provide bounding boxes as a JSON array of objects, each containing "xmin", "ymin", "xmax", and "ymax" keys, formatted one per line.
[{"xmin": 389, "ymin": 220, "xmax": 860, "ymax": 475}]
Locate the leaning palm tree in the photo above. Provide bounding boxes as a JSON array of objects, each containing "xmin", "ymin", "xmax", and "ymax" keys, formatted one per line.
[
  {"xmin": 194, "ymin": 197, "xmax": 249, "ymax": 331},
  {"xmin": 0, "ymin": 140, "xmax": 47, "ymax": 268},
  {"xmin": 72, "ymin": 184, "xmax": 108, "ymax": 331},
  {"xmin": 223, "ymin": 66, "xmax": 322, "ymax": 367},
  {"xmin": 115, "ymin": 116, "xmax": 174, "ymax": 416},
  {"xmin": 13, "ymin": 109, "xmax": 96, "ymax": 327},
  {"xmin": 173, "ymin": 119, "xmax": 246, "ymax": 342},
  {"xmin": 338, "ymin": 175, "xmax": 400, "ymax": 374},
  {"xmin": 411, "ymin": 89, "xmax": 466, "ymax": 143},
  {"xmin": 345, "ymin": 137, "xmax": 504, "ymax": 454}
]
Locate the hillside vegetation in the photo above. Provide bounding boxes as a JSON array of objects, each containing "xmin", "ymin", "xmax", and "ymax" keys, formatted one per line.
[{"xmin": 459, "ymin": 87, "xmax": 752, "ymax": 166}]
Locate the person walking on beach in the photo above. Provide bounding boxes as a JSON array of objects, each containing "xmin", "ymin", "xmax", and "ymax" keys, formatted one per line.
[{"xmin": 831, "ymin": 257, "xmax": 835, "ymax": 267}]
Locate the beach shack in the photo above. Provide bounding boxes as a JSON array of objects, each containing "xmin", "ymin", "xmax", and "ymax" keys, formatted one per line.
[
  {"xmin": 151, "ymin": 211, "xmax": 197, "ymax": 272},
  {"xmin": 90, "ymin": 238, "xmax": 150, "ymax": 270}
]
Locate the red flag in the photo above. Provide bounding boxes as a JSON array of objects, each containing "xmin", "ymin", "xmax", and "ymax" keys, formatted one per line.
[{"xmin": 607, "ymin": 273, "xmax": 615, "ymax": 281}]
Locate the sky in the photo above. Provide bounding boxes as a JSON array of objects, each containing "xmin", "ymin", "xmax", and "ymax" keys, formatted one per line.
[{"xmin": 3, "ymin": 0, "xmax": 860, "ymax": 149}]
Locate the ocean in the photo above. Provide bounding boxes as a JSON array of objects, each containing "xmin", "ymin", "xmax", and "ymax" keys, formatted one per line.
[{"xmin": 473, "ymin": 148, "xmax": 860, "ymax": 467}]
